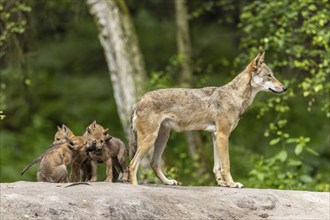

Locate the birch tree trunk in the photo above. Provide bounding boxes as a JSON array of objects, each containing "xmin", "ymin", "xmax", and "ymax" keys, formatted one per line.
[{"xmin": 86, "ymin": 0, "xmax": 146, "ymax": 138}]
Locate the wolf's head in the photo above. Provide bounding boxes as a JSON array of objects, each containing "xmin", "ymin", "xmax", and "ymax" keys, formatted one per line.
[
  {"xmin": 54, "ymin": 124, "xmax": 75, "ymax": 144},
  {"xmin": 86, "ymin": 129, "xmax": 112, "ymax": 152},
  {"xmin": 248, "ymin": 52, "xmax": 287, "ymax": 94}
]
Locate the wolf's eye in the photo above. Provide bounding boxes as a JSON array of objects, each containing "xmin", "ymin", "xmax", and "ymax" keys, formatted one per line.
[
  {"xmin": 100, "ymin": 139, "xmax": 104, "ymax": 143},
  {"xmin": 267, "ymin": 74, "xmax": 272, "ymax": 77},
  {"xmin": 56, "ymin": 137, "xmax": 60, "ymax": 141}
]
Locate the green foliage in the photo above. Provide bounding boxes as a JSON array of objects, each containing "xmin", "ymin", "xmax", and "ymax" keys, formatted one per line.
[
  {"xmin": 236, "ymin": 0, "xmax": 329, "ymax": 191},
  {"xmin": 0, "ymin": 0, "xmax": 31, "ymax": 48},
  {"xmin": 1, "ymin": 0, "xmax": 328, "ymax": 192}
]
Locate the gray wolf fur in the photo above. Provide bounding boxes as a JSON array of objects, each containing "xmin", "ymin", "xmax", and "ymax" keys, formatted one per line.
[{"xmin": 129, "ymin": 52, "xmax": 287, "ymax": 188}]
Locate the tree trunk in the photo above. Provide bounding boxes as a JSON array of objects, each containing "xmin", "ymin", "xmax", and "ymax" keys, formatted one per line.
[
  {"xmin": 175, "ymin": 0, "xmax": 202, "ymax": 159},
  {"xmin": 86, "ymin": 0, "xmax": 146, "ymax": 138},
  {"xmin": 175, "ymin": 0, "xmax": 193, "ymax": 87}
]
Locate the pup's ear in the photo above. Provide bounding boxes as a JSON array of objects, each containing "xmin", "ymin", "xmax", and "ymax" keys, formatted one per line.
[
  {"xmin": 92, "ymin": 120, "xmax": 97, "ymax": 128},
  {"xmin": 105, "ymin": 134, "xmax": 112, "ymax": 142},
  {"xmin": 68, "ymin": 140, "xmax": 74, "ymax": 149},
  {"xmin": 57, "ymin": 126, "xmax": 61, "ymax": 131},
  {"xmin": 103, "ymin": 128, "xmax": 109, "ymax": 135},
  {"xmin": 248, "ymin": 52, "xmax": 264, "ymax": 73},
  {"xmin": 86, "ymin": 127, "xmax": 92, "ymax": 134},
  {"xmin": 62, "ymin": 124, "xmax": 69, "ymax": 132}
]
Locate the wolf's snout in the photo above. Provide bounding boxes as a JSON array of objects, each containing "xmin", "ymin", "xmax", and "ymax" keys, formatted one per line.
[{"xmin": 269, "ymin": 85, "xmax": 287, "ymax": 94}]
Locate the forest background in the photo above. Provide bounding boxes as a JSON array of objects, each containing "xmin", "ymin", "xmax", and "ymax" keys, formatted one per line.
[{"xmin": 1, "ymin": 0, "xmax": 329, "ymax": 191}]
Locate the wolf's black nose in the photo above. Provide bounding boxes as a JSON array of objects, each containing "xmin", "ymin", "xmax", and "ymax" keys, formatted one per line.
[{"xmin": 283, "ymin": 86, "xmax": 287, "ymax": 92}]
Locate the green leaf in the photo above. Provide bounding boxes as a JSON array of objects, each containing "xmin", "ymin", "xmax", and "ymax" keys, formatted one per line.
[
  {"xmin": 306, "ymin": 147, "xmax": 320, "ymax": 156},
  {"xmin": 287, "ymin": 159, "xmax": 302, "ymax": 167},
  {"xmin": 299, "ymin": 175, "xmax": 313, "ymax": 183},
  {"xmin": 277, "ymin": 150, "xmax": 287, "ymax": 162},
  {"xmin": 269, "ymin": 138, "xmax": 280, "ymax": 146},
  {"xmin": 295, "ymin": 144, "xmax": 304, "ymax": 155}
]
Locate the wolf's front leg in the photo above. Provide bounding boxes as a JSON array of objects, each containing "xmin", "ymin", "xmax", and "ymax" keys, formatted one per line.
[
  {"xmin": 212, "ymin": 133, "xmax": 223, "ymax": 183},
  {"xmin": 69, "ymin": 161, "xmax": 80, "ymax": 182},
  {"xmin": 89, "ymin": 160, "xmax": 98, "ymax": 182},
  {"xmin": 214, "ymin": 131, "xmax": 244, "ymax": 188},
  {"xmin": 105, "ymin": 158, "xmax": 113, "ymax": 182}
]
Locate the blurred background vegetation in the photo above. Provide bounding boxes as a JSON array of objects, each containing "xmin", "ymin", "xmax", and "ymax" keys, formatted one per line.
[{"xmin": 0, "ymin": 0, "xmax": 329, "ymax": 191}]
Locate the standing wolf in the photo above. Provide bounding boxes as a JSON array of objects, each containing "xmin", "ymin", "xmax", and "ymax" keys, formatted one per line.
[{"xmin": 129, "ymin": 52, "xmax": 287, "ymax": 188}]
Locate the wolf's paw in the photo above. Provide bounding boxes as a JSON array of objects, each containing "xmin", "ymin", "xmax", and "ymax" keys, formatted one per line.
[
  {"xmin": 218, "ymin": 180, "xmax": 244, "ymax": 188},
  {"xmin": 234, "ymin": 182, "xmax": 244, "ymax": 188},
  {"xmin": 164, "ymin": 179, "xmax": 178, "ymax": 185}
]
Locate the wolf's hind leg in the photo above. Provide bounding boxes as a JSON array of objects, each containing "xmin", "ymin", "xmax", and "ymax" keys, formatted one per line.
[
  {"xmin": 151, "ymin": 125, "xmax": 177, "ymax": 185},
  {"xmin": 130, "ymin": 129, "xmax": 159, "ymax": 185}
]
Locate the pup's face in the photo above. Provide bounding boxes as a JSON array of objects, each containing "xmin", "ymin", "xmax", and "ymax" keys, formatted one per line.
[
  {"xmin": 54, "ymin": 125, "xmax": 75, "ymax": 144},
  {"xmin": 86, "ymin": 130, "xmax": 112, "ymax": 152},
  {"xmin": 68, "ymin": 136, "xmax": 88, "ymax": 152}
]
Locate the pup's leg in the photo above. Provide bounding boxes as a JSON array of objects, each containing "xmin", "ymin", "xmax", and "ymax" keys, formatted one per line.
[
  {"xmin": 117, "ymin": 148, "xmax": 129, "ymax": 182},
  {"xmin": 151, "ymin": 125, "xmax": 177, "ymax": 185},
  {"xmin": 89, "ymin": 160, "xmax": 98, "ymax": 182},
  {"xmin": 105, "ymin": 158, "xmax": 113, "ymax": 182},
  {"xmin": 130, "ymin": 127, "xmax": 159, "ymax": 185},
  {"xmin": 215, "ymin": 131, "xmax": 243, "ymax": 188},
  {"xmin": 53, "ymin": 165, "xmax": 68, "ymax": 183},
  {"xmin": 81, "ymin": 159, "xmax": 92, "ymax": 181},
  {"xmin": 70, "ymin": 160, "xmax": 81, "ymax": 182}
]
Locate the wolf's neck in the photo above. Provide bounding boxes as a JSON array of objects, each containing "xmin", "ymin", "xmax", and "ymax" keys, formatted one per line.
[{"xmin": 226, "ymin": 69, "xmax": 259, "ymax": 113}]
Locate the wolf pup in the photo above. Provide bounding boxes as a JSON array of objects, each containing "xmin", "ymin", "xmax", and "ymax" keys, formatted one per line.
[
  {"xmin": 21, "ymin": 124, "xmax": 74, "ymax": 176},
  {"xmin": 69, "ymin": 121, "xmax": 109, "ymax": 182},
  {"xmin": 37, "ymin": 135, "xmax": 87, "ymax": 183},
  {"xmin": 83, "ymin": 122, "xmax": 129, "ymax": 182},
  {"xmin": 129, "ymin": 52, "xmax": 287, "ymax": 188}
]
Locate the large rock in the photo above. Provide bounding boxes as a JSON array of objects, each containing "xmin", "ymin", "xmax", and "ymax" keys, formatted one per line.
[{"xmin": 1, "ymin": 181, "xmax": 329, "ymax": 219}]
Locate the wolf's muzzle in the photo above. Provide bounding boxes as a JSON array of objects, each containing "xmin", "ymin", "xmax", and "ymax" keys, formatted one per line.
[{"xmin": 269, "ymin": 86, "xmax": 287, "ymax": 94}]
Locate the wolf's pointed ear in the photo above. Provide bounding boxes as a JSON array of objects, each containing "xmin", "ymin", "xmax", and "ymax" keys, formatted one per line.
[
  {"xmin": 260, "ymin": 52, "xmax": 265, "ymax": 63},
  {"xmin": 86, "ymin": 127, "xmax": 92, "ymax": 134},
  {"xmin": 62, "ymin": 124, "xmax": 68, "ymax": 131},
  {"xmin": 57, "ymin": 126, "xmax": 61, "ymax": 131},
  {"xmin": 248, "ymin": 53, "xmax": 264, "ymax": 73}
]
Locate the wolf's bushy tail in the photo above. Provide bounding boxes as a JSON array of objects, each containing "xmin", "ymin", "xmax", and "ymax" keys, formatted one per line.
[{"xmin": 129, "ymin": 107, "xmax": 138, "ymax": 161}]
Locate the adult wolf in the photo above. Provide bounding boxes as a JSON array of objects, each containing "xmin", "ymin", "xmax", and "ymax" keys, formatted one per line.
[{"xmin": 129, "ymin": 52, "xmax": 287, "ymax": 188}]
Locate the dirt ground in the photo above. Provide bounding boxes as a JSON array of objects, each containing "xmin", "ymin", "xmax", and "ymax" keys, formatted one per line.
[{"xmin": 1, "ymin": 181, "xmax": 329, "ymax": 220}]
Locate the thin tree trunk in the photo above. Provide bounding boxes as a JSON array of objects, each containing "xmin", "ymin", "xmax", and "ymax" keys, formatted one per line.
[
  {"xmin": 175, "ymin": 0, "xmax": 193, "ymax": 87},
  {"xmin": 175, "ymin": 0, "xmax": 202, "ymax": 159},
  {"xmin": 86, "ymin": 0, "xmax": 146, "ymax": 138}
]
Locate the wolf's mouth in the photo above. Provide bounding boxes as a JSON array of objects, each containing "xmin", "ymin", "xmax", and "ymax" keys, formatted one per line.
[{"xmin": 269, "ymin": 88, "xmax": 286, "ymax": 94}]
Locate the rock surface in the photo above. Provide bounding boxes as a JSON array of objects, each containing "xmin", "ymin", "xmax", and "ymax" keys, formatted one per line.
[{"xmin": 1, "ymin": 181, "xmax": 329, "ymax": 219}]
